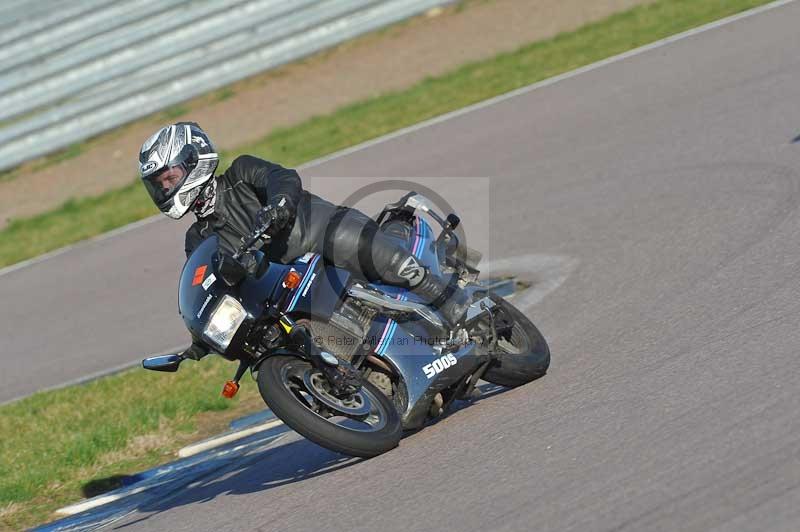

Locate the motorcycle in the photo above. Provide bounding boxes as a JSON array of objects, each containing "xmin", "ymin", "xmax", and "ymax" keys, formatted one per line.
[{"xmin": 143, "ymin": 192, "xmax": 550, "ymax": 457}]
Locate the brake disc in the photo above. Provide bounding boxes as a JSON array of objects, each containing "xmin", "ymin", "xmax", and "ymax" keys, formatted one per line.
[{"xmin": 303, "ymin": 370, "xmax": 371, "ymax": 417}]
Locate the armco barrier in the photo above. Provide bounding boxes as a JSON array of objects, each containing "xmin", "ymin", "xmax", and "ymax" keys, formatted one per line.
[{"xmin": 0, "ymin": 0, "xmax": 452, "ymax": 172}]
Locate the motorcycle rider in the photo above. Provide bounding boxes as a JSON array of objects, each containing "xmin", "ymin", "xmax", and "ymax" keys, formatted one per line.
[{"xmin": 138, "ymin": 122, "xmax": 470, "ymax": 330}]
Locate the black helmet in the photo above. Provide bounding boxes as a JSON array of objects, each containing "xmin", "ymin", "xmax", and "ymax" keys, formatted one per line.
[{"xmin": 139, "ymin": 122, "xmax": 219, "ymax": 219}]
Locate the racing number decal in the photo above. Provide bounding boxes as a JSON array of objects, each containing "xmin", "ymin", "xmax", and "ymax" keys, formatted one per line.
[{"xmin": 423, "ymin": 354, "xmax": 458, "ymax": 379}]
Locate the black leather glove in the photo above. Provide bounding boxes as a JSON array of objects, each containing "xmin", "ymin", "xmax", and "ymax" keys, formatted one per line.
[{"xmin": 255, "ymin": 196, "xmax": 292, "ymax": 235}]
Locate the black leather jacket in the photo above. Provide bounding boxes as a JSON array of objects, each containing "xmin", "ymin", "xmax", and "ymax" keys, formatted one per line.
[{"xmin": 185, "ymin": 155, "xmax": 338, "ymax": 263}]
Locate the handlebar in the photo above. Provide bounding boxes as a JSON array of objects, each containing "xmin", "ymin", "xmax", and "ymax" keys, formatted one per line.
[{"xmin": 233, "ymin": 221, "xmax": 272, "ymax": 260}]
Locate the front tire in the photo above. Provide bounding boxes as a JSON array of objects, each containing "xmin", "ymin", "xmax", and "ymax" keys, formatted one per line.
[
  {"xmin": 481, "ymin": 295, "xmax": 550, "ymax": 387},
  {"xmin": 257, "ymin": 355, "xmax": 402, "ymax": 458}
]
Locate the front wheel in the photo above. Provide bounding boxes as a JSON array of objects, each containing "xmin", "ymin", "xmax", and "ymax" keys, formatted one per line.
[
  {"xmin": 257, "ymin": 355, "xmax": 402, "ymax": 458},
  {"xmin": 481, "ymin": 295, "xmax": 550, "ymax": 387}
]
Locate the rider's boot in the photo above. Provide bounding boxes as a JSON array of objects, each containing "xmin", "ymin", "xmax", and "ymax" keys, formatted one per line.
[
  {"xmin": 382, "ymin": 247, "xmax": 470, "ymax": 329},
  {"xmin": 410, "ymin": 268, "xmax": 471, "ymax": 329}
]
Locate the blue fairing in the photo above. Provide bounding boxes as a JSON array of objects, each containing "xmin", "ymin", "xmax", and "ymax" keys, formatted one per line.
[
  {"xmin": 263, "ymin": 253, "xmax": 351, "ymax": 321},
  {"xmin": 178, "ymin": 235, "xmax": 225, "ymax": 339},
  {"xmin": 180, "ymin": 238, "xmax": 350, "ymax": 336},
  {"xmin": 370, "ymin": 216, "xmax": 440, "ymax": 353},
  {"xmin": 370, "ymin": 317, "xmax": 484, "ymax": 428},
  {"xmin": 368, "ymin": 217, "xmax": 483, "ymax": 428}
]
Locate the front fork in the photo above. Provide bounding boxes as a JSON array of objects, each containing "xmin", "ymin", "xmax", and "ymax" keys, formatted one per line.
[{"xmin": 278, "ymin": 315, "xmax": 363, "ymax": 397}]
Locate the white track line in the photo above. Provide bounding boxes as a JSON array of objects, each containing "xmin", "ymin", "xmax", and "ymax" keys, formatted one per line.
[
  {"xmin": 55, "ymin": 485, "xmax": 154, "ymax": 517},
  {"xmin": 299, "ymin": 0, "xmax": 797, "ymax": 170},
  {"xmin": 1, "ymin": 0, "xmax": 793, "ymax": 279},
  {"xmin": 0, "ymin": 344, "xmax": 186, "ymax": 406},
  {"xmin": 54, "ymin": 427, "xmax": 291, "ymax": 517},
  {"xmin": 0, "ymin": 213, "xmax": 162, "ymax": 277},
  {"xmin": 177, "ymin": 419, "xmax": 284, "ymax": 458}
]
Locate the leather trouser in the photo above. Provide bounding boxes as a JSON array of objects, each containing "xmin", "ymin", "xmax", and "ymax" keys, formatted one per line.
[
  {"xmin": 316, "ymin": 207, "xmax": 417, "ymax": 286},
  {"xmin": 315, "ymin": 208, "xmax": 468, "ymax": 325}
]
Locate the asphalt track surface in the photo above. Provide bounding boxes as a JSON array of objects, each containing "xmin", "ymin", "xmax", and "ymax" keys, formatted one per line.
[{"xmin": 6, "ymin": 1, "xmax": 800, "ymax": 530}]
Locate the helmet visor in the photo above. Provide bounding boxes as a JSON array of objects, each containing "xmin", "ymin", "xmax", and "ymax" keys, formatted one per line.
[
  {"xmin": 143, "ymin": 164, "xmax": 189, "ymax": 206},
  {"xmin": 141, "ymin": 143, "xmax": 199, "ymax": 207}
]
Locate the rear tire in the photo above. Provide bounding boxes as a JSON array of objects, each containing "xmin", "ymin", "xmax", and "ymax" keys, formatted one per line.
[
  {"xmin": 481, "ymin": 295, "xmax": 550, "ymax": 387},
  {"xmin": 257, "ymin": 355, "xmax": 402, "ymax": 458}
]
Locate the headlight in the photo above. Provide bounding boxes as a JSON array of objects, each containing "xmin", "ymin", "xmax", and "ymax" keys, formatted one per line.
[{"xmin": 203, "ymin": 295, "xmax": 247, "ymax": 351}]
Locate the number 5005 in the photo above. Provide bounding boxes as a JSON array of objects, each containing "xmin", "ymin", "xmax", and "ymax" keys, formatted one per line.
[{"xmin": 422, "ymin": 353, "xmax": 458, "ymax": 379}]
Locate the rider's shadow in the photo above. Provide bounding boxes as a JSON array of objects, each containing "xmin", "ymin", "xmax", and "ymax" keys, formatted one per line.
[
  {"xmin": 111, "ymin": 436, "xmax": 358, "ymax": 530},
  {"xmin": 109, "ymin": 383, "xmax": 509, "ymax": 529}
]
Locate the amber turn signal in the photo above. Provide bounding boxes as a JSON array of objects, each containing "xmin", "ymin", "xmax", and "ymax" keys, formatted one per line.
[
  {"xmin": 221, "ymin": 380, "xmax": 240, "ymax": 399},
  {"xmin": 283, "ymin": 270, "xmax": 302, "ymax": 289}
]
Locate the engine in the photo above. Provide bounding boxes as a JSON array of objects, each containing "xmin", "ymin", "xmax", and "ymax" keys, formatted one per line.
[
  {"xmin": 295, "ymin": 298, "xmax": 374, "ymax": 363},
  {"xmin": 296, "ymin": 298, "xmax": 400, "ymax": 399}
]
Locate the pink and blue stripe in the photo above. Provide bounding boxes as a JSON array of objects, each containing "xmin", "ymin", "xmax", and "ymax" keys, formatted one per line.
[
  {"xmin": 375, "ymin": 217, "xmax": 428, "ymax": 355},
  {"xmin": 286, "ymin": 253, "xmax": 322, "ymax": 312}
]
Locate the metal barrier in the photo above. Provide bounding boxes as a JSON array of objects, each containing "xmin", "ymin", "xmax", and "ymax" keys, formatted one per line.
[{"xmin": 0, "ymin": 0, "xmax": 451, "ymax": 171}]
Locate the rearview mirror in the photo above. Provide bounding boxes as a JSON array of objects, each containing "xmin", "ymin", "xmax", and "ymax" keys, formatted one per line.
[{"xmin": 142, "ymin": 354, "xmax": 184, "ymax": 372}]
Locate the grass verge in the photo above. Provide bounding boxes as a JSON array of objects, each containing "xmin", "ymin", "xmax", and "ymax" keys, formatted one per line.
[
  {"xmin": 0, "ymin": 357, "xmax": 263, "ymax": 530},
  {"xmin": 0, "ymin": 182, "xmax": 156, "ymax": 268},
  {"xmin": 0, "ymin": 0, "xmax": 776, "ymax": 527},
  {"xmin": 0, "ymin": 0, "xmax": 776, "ymax": 269}
]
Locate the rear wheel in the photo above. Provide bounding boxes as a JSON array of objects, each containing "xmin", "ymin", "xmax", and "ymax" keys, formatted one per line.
[
  {"xmin": 257, "ymin": 355, "xmax": 402, "ymax": 457},
  {"xmin": 480, "ymin": 295, "xmax": 550, "ymax": 387}
]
